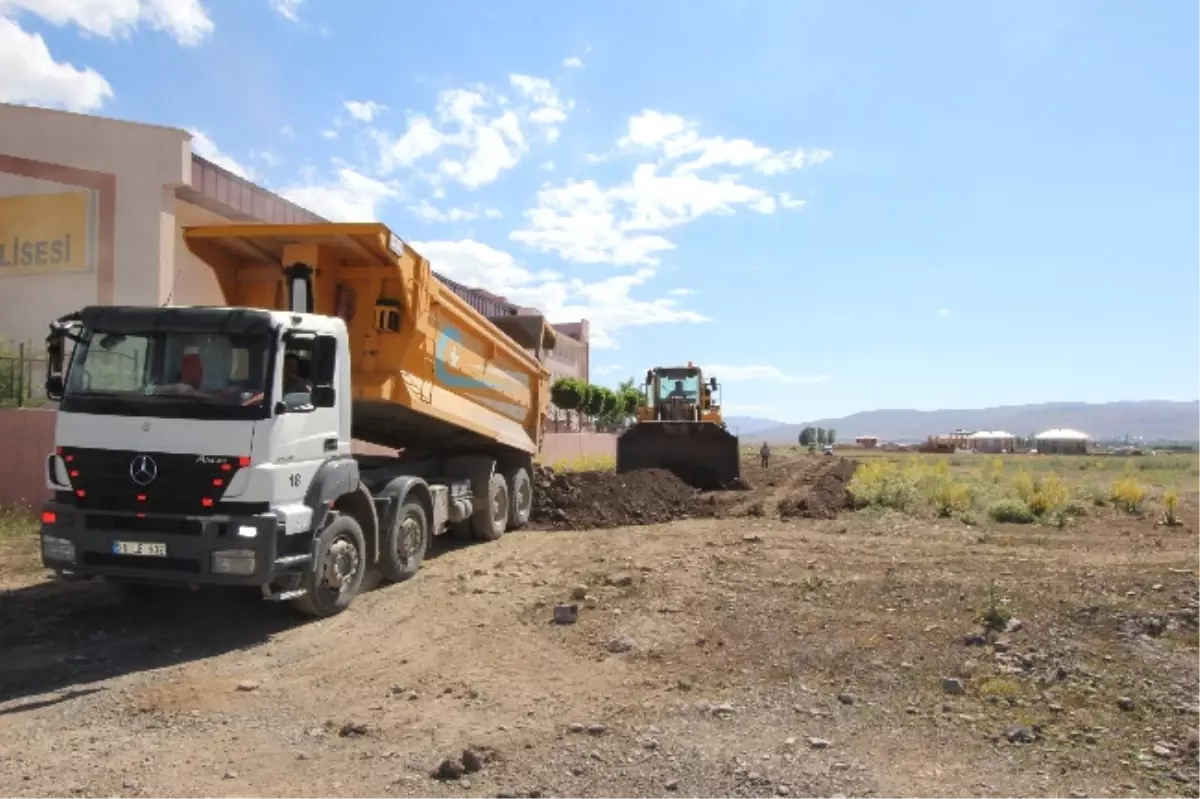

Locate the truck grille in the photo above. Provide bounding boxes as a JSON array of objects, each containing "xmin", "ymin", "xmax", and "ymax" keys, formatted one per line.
[{"xmin": 58, "ymin": 447, "xmax": 264, "ymax": 516}]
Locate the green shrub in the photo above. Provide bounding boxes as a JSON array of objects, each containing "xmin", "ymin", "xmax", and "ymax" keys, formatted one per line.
[{"xmin": 987, "ymin": 498, "xmax": 1035, "ymax": 524}]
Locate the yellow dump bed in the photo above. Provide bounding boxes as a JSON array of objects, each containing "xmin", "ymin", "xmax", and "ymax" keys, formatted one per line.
[{"xmin": 182, "ymin": 223, "xmax": 553, "ymax": 457}]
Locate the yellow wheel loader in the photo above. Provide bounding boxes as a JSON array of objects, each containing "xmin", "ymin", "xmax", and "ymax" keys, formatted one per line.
[{"xmin": 616, "ymin": 363, "xmax": 742, "ymax": 489}]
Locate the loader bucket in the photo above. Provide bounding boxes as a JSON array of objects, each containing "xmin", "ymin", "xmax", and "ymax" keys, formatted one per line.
[{"xmin": 616, "ymin": 421, "xmax": 742, "ymax": 490}]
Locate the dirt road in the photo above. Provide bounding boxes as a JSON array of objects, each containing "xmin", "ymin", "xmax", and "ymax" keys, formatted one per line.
[{"xmin": 1, "ymin": 452, "xmax": 1197, "ymax": 798}]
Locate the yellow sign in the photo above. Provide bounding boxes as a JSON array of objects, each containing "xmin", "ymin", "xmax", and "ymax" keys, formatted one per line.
[{"xmin": 0, "ymin": 191, "xmax": 93, "ymax": 275}]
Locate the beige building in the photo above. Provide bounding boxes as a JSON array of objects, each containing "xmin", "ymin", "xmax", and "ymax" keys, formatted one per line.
[{"xmin": 0, "ymin": 103, "xmax": 589, "ymax": 385}]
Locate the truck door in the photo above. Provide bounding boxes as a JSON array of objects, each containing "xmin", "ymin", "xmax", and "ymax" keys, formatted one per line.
[{"xmin": 268, "ymin": 331, "xmax": 341, "ymax": 503}]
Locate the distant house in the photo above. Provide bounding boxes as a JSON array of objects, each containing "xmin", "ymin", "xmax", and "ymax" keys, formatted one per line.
[
  {"xmin": 1035, "ymin": 428, "xmax": 1090, "ymax": 455},
  {"xmin": 969, "ymin": 430, "xmax": 1016, "ymax": 454},
  {"xmin": 855, "ymin": 435, "xmax": 878, "ymax": 448}
]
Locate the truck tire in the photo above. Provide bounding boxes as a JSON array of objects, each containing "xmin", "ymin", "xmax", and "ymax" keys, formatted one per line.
[
  {"xmin": 292, "ymin": 512, "xmax": 367, "ymax": 618},
  {"xmin": 472, "ymin": 472, "xmax": 509, "ymax": 541},
  {"xmin": 379, "ymin": 497, "xmax": 428, "ymax": 583},
  {"xmin": 504, "ymin": 466, "xmax": 533, "ymax": 530}
]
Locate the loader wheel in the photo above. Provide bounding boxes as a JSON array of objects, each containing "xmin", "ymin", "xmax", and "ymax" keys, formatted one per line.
[
  {"xmin": 504, "ymin": 466, "xmax": 533, "ymax": 531},
  {"xmin": 472, "ymin": 472, "xmax": 509, "ymax": 541},
  {"xmin": 292, "ymin": 513, "xmax": 366, "ymax": 618},
  {"xmin": 379, "ymin": 497, "xmax": 428, "ymax": 583}
]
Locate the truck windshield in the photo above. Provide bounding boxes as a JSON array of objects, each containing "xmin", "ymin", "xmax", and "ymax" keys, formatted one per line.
[
  {"xmin": 61, "ymin": 329, "xmax": 273, "ymax": 420},
  {"xmin": 658, "ymin": 371, "xmax": 700, "ymax": 402}
]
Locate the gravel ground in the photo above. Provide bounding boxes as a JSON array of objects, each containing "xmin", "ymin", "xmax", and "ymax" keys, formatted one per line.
[{"xmin": 0, "ymin": 452, "xmax": 1196, "ymax": 798}]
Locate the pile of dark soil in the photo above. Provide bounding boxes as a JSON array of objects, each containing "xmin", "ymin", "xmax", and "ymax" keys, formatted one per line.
[
  {"xmin": 776, "ymin": 457, "xmax": 857, "ymax": 520},
  {"xmin": 529, "ymin": 466, "xmax": 714, "ymax": 530}
]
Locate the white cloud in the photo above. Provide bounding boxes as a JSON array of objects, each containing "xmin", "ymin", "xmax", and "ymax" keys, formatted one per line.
[
  {"xmin": 344, "ymin": 99, "xmax": 385, "ymax": 123},
  {"xmin": 280, "ymin": 124, "xmax": 296, "ymax": 138},
  {"xmin": 0, "ymin": 15, "xmax": 113, "ymax": 111},
  {"xmin": 321, "ymin": 128, "xmax": 338, "ymax": 139},
  {"xmin": 619, "ymin": 109, "xmax": 832, "ymax": 176},
  {"xmin": 704, "ymin": 365, "xmax": 830, "ymax": 384},
  {"xmin": 667, "ymin": 288, "xmax": 694, "ymax": 296},
  {"xmin": 594, "ymin": 364, "xmax": 624, "ymax": 375},
  {"xmin": 254, "ymin": 149, "xmax": 281, "ymax": 167},
  {"xmin": 413, "ymin": 239, "xmax": 708, "ymax": 348},
  {"xmin": 538, "ymin": 160, "xmax": 555, "ymax": 172},
  {"xmin": 280, "ymin": 167, "xmax": 400, "ymax": 222},
  {"xmin": 269, "ymin": 0, "xmax": 301, "ymax": 21},
  {"xmin": 187, "ymin": 128, "xmax": 253, "ymax": 179},
  {"xmin": 369, "ymin": 75, "xmax": 571, "ymax": 189},
  {"xmin": 0, "ymin": 0, "xmax": 214, "ymax": 45},
  {"xmin": 0, "ymin": 0, "xmax": 212, "ymax": 111},
  {"xmin": 141, "ymin": 0, "xmax": 212, "ymax": 45},
  {"xmin": 409, "ymin": 200, "xmax": 503, "ymax": 224},
  {"xmin": 512, "ymin": 110, "xmax": 827, "ymax": 265},
  {"xmin": 937, "ymin": 308, "xmax": 951, "ymax": 316},
  {"xmin": 562, "ymin": 56, "xmax": 584, "ymax": 69}
]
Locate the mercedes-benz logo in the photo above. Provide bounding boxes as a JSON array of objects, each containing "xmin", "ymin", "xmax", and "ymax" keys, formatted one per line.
[{"xmin": 129, "ymin": 455, "xmax": 158, "ymax": 486}]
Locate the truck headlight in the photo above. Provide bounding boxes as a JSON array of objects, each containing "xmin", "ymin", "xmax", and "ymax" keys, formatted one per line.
[
  {"xmin": 42, "ymin": 535, "xmax": 76, "ymax": 563},
  {"xmin": 211, "ymin": 549, "xmax": 256, "ymax": 576}
]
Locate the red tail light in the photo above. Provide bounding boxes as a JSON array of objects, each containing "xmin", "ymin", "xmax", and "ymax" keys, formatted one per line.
[
  {"xmin": 75, "ymin": 489, "xmax": 86, "ymax": 498},
  {"xmin": 221, "ymin": 463, "xmax": 232, "ymax": 472},
  {"xmin": 237, "ymin": 456, "xmax": 251, "ymax": 468},
  {"xmin": 69, "ymin": 470, "xmax": 80, "ymax": 478},
  {"xmin": 64, "ymin": 455, "xmax": 75, "ymax": 463},
  {"xmin": 41, "ymin": 511, "xmax": 56, "ymax": 524},
  {"xmin": 213, "ymin": 478, "xmax": 224, "ymax": 487},
  {"xmin": 137, "ymin": 494, "xmax": 147, "ymax": 502},
  {"xmin": 56, "ymin": 447, "xmax": 63, "ymax": 455},
  {"xmin": 201, "ymin": 498, "xmax": 214, "ymax": 508}
]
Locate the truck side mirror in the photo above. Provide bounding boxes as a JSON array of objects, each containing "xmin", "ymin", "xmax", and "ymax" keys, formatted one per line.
[
  {"xmin": 313, "ymin": 335, "xmax": 337, "ymax": 385},
  {"xmin": 45, "ymin": 375, "xmax": 64, "ymax": 401},
  {"xmin": 710, "ymin": 377, "xmax": 718, "ymax": 390},
  {"xmin": 311, "ymin": 385, "xmax": 336, "ymax": 408}
]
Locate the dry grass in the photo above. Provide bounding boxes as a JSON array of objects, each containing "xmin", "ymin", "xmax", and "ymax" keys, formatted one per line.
[
  {"xmin": 0, "ymin": 505, "xmax": 40, "ymax": 581},
  {"xmin": 833, "ymin": 448, "xmax": 1199, "ymax": 528},
  {"xmin": 540, "ymin": 453, "xmax": 617, "ymax": 472}
]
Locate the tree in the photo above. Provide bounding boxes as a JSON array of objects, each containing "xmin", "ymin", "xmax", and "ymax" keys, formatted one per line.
[
  {"xmin": 826, "ymin": 428, "xmax": 837, "ymax": 446},
  {"xmin": 798, "ymin": 426, "xmax": 817, "ymax": 446},
  {"xmin": 584, "ymin": 384, "xmax": 607, "ymax": 420},
  {"xmin": 815, "ymin": 427, "xmax": 826, "ymax": 446},
  {"xmin": 550, "ymin": 377, "xmax": 586, "ymax": 429}
]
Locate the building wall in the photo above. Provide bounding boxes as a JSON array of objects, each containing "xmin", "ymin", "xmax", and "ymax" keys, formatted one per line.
[
  {"xmin": 0, "ymin": 408, "xmax": 55, "ymax": 509},
  {"xmin": 0, "ymin": 102, "xmax": 191, "ymax": 347},
  {"xmin": 1036, "ymin": 439, "xmax": 1089, "ymax": 455},
  {"xmin": 539, "ymin": 432, "xmax": 616, "ymax": 465},
  {"xmin": 171, "ymin": 198, "xmax": 233, "ymax": 306}
]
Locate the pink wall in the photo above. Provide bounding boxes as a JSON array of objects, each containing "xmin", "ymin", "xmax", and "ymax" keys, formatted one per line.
[
  {"xmin": 0, "ymin": 408, "xmax": 55, "ymax": 510},
  {"xmin": 539, "ymin": 432, "xmax": 616, "ymax": 464}
]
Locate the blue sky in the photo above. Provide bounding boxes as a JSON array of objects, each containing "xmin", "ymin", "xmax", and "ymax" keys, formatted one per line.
[{"xmin": 3, "ymin": 0, "xmax": 1197, "ymax": 422}]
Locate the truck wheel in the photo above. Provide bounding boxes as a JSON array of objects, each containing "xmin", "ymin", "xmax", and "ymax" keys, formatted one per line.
[
  {"xmin": 504, "ymin": 466, "xmax": 533, "ymax": 530},
  {"xmin": 292, "ymin": 513, "xmax": 367, "ymax": 618},
  {"xmin": 379, "ymin": 497, "xmax": 428, "ymax": 583},
  {"xmin": 472, "ymin": 472, "xmax": 509, "ymax": 541}
]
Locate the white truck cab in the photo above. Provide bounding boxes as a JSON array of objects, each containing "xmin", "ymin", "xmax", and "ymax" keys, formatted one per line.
[{"xmin": 39, "ymin": 303, "xmax": 526, "ymax": 617}]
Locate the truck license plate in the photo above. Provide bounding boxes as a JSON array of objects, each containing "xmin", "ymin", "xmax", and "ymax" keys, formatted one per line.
[{"xmin": 113, "ymin": 541, "xmax": 167, "ymax": 557}]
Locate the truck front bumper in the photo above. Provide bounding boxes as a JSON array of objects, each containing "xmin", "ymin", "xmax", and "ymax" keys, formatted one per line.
[{"xmin": 39, "ymin": 502, "xmax": 283, "ymax": 587}]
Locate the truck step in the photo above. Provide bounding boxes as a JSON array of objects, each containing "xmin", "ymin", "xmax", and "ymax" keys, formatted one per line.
[
  {"xmin": 263, "ymin": 588, "xmax": 308, "ymax": 602},
  {"xmin": 274, "ymin": 554, "xmax": 313, "ymax": 567}
]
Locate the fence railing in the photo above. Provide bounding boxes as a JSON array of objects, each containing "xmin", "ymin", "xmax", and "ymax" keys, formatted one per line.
[{"xmin": 0, "ymin": 344, "xmax": 51, "ymax": 408}]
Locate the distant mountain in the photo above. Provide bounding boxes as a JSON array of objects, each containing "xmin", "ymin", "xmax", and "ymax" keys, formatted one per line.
[
  {"xmin": 723, "ymin": 416, "xmax": 788, "ymax": 436},
  {"xmin": 744, "ymin": 401, "xmax": 1200, "ymax": 444}
]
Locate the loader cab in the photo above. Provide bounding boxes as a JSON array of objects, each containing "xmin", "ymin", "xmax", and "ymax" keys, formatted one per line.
[{"xmin": 644, "ymin": 365, "xmax": 720, "ymax": 422}]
